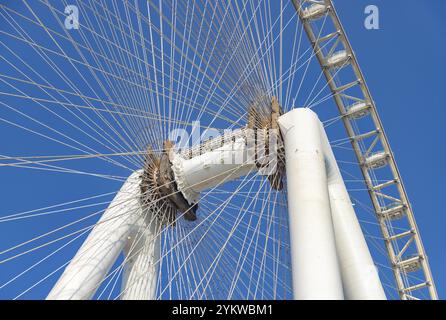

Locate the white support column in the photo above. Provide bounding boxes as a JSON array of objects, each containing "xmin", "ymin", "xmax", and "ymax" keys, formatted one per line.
[
  {"xmin": 278, "ymin": 108, "xmax": 344, "ymax": 300},
  {"xmin": 319, "ymin": 122, "xmax": 386, "ymax": 300},
  {"xmin": 120, "ymin": 216, "xmax": 161, "ymax": 300},
  {"xmin": 47, "ymin": 170, "xmax": 154, "ymax": 300}
]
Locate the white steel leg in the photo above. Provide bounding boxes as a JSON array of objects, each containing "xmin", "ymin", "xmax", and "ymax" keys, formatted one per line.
[
  {"xmin": 120, "ymin": 216, "xmax": 161, "ymax": 300},
  {"xmin": 319, "ymin": 121, "xmax": 386, "ymax": 300},
  {"xmin": 47, "ymin": 170, "xmax": 146, "ymax": 300},
  {"xmin": 278, "ymin": 108, "xmax": 344, "ymax": 300}
]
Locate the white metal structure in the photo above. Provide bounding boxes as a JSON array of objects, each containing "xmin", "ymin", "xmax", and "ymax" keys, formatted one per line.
[
  {"xmin": 0, "ymin": 0, "xmax": 438, "ymax": 300},
  {"xmin": 48, "ymin": 108, "xmax": 386, "ymax": 300},
  {"xmin": 293, "ymin": 0, "xmax": 437, "ymax": 299},
  {"xmin": 279, "ymin": 108, "xmax": 385, "ymax": 299},
  {"xmin": 47, "ymin": 170, "xmax": 161, "ymax": 300}
]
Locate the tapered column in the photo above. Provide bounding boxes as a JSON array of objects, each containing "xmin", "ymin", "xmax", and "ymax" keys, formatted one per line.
[
  {"xmin": 120, "ymin": 215, "xmax": 161, "ymax": 300},
  {"xmin": 278, "ymin": 108, "xmax": 344, "ymax": 300},
  {"xmin": 47, "ymin": 170, "xmax": 147, "ymax": 300},
  {"xmin": 319, "ymin": 122, "xmax": 386, "ymax": 300}
]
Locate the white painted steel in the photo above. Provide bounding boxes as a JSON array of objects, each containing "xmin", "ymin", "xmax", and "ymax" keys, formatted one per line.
[
  {"xmin": 121, "ymin": 216, "xmax": 161, "ymax": 300},
  {"xmin": 293, "ymin": 0, "xmax": 437, "ymax": 299},
  {"xmin": 278, "ymin": 108, "xmax": 344, "ymax": 300},
  {"xmin": 172, "ymin": 137, "xmax": 257, "ymax": 203},
  {"xmin": 47, "ymin": 170, "xmax": 158, "ymax": 300},
  {"xmin": 278, "ymin": 108, "xmax": 385, "ymax": 300},
  {"xmin": 48, "ymin": 108, "xmax": 386, "ymax": 300},
  {"xmin": 319, "ymin": 118, "xmax": 386, "ymax": 300}
]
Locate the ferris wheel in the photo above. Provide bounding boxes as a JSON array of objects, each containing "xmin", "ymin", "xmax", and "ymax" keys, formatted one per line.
[{"xmin": 0, "ymin": 0, "xmax": 438, "ymax": 300}]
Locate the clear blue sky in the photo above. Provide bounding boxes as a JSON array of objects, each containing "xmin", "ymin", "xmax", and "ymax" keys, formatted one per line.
[
  {"xmin": 0, "ymin": 0, "xmax": 445, "ymax": 299},
  {"xmin": 333, "ymin": 0, "xmax": 446, "ymax": 297}
]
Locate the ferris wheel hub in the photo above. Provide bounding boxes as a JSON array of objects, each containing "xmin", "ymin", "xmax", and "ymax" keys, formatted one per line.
[{"xmin": 140, "ymin": 141, "xmax": 198, "ymax": 226}]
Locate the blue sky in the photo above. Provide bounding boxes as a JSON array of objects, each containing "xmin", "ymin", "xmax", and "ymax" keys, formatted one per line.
[
  {"xmin": 0, "ymin": 0, "xmax": 445, "ymax": 299},
  {"xmin": 333, "ymin": 0, "xmax": 446, "ymax": 297}
]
